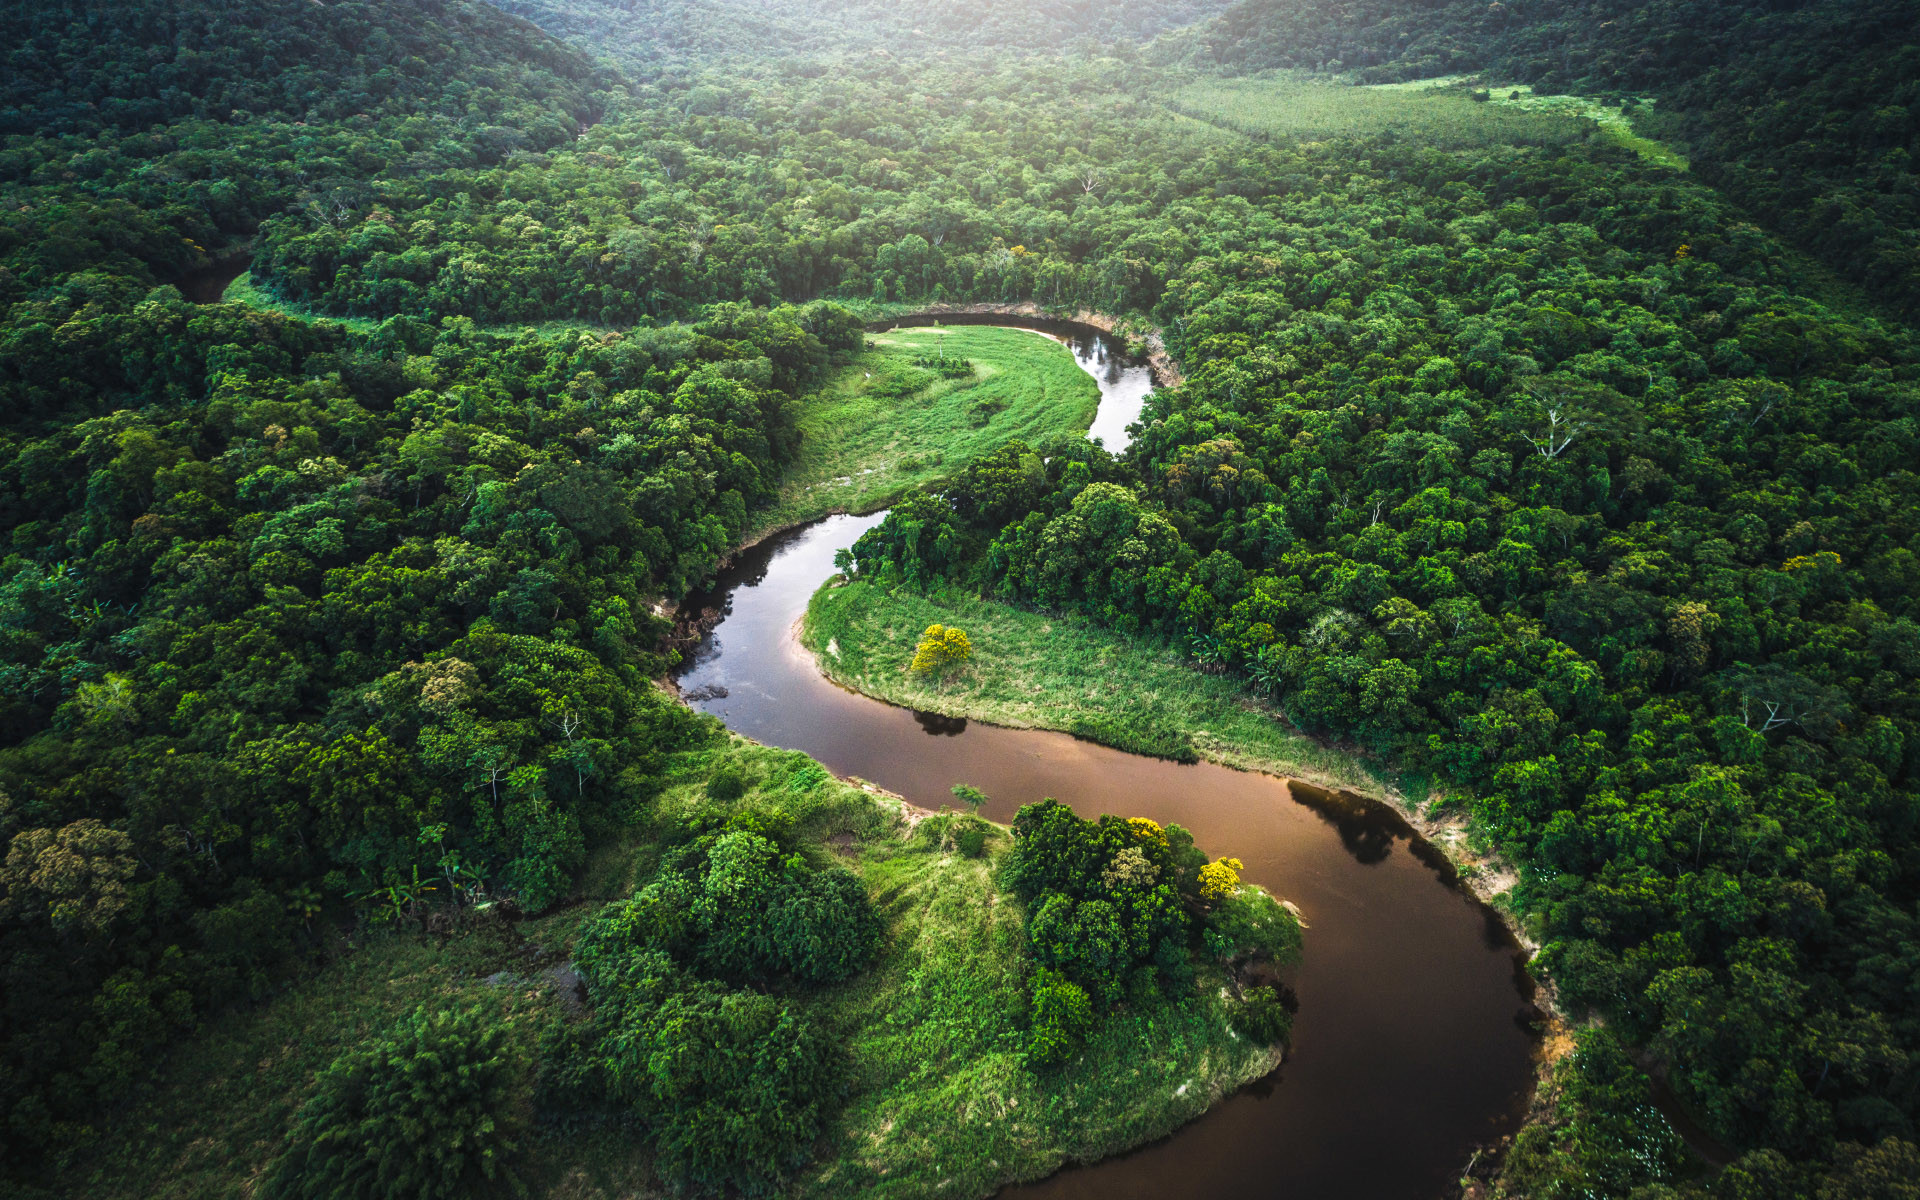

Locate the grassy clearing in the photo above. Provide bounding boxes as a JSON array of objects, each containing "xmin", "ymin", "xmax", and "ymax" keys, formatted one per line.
[
  {"xmin": 802, "ymin": 579, "xmax": 1397, "ymax": 800},
  {"xmin": 803, "ymin": 829, "xmax": 1268, "ymax": 1199},
  {"xmin": 222, "ymin": 270, "xmax": 625, "ymax": 339},
  {"xmin": 74, "ymin": 736, "xmax": 1266, "ymax": 1200},
  {"xmin": 1366, "ymin": 76, "xmax": 1689, "ymax": 169},
  {"xmin": 1167, "ymin": 69, "xmax": 1590, "ymax": 149},
  {"xmin": 751, "ymin": 325, "xmax": 1101, "ymax": 537}
]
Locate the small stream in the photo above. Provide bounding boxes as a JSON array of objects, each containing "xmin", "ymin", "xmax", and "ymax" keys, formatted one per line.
[{"xmin": 675, "ymin": 324, "xmax": 1540, "ymax": 1198}]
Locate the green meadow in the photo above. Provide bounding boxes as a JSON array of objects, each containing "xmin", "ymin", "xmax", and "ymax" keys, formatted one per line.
[
  {"xmin": 750, "ymin": 325, "xmax": 1101, "ymax": 538},
  {"xmin": 802, "ymin": 579, "xmax": 1395, "ymax": 800}
]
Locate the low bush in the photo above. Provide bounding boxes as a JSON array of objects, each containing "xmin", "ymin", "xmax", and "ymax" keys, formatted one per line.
[
  {"xmin": 1228, "ymin": 984, "xmax": 1294, "ymax": 1044},
  {"xmin": 555, "ymin": 946, "xmax": 836, "ymax": 1197},
  {"xmin": 261, "ymin": 1005, "xmax": 525, "ymax": 1200}
]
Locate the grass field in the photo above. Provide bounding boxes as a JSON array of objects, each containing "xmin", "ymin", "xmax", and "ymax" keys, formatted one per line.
[
  {"xmin": 802, "ymin": 809, "xmax": 1272, "ymax": 1199},
  {"xmin": 1364, "ymin": 75, "xmax": 1689, "ymax": 169},
  {"xmin": 750, "ymin": 325, "xmax": 1101, "ymax": 538},
  {"xmin": 1167, "ymin": 70, "xmax": 1591, "ymax": 149},
  {"xmin": 801, "ymin": 580, "xmax": 1397, "ymax": 800},
  {"xmin": 222, "ymin": 270, "xmax": 624, "ymax": 339},
  {"xmin": 71, "ymin": 736, "xmax": 1270, "ymax": 1200}
]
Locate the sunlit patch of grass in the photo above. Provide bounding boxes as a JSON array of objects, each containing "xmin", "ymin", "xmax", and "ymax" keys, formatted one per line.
[
  {"xmin": 750, "ymin": 325, "xmax": 1101, "ymax": 539},
  {"xmin": 801, "ymin": 579, "xmax": 1396, "ymax": 799},
  {"xmin": 1166, "ymin": 69, "xmax": 1590, "ymax": 149},
  {"xmin": 222, "ymin": 270, "xmax": 625, "ymax": 339},
  {"xmin": 1476, "ymin": 83, "xmax": 1688, "ymax": 170}
]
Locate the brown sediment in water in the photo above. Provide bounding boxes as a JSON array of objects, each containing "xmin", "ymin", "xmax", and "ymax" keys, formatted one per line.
[
  {"xmin": 655, "ymin": 314, "xmax": 1738, "ymax": 1190},
  {"xmin": 672, "ymin": 511, "xmax": 1542, "ymax": 1200}
]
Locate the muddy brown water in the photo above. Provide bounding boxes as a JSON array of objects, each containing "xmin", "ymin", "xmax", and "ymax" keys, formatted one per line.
[{"xmin": 675, "ymin": 327, "xmax": 1539, "ymax": 1198}]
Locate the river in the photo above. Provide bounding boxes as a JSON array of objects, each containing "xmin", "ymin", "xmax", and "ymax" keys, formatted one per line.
[{"xmin": 674, "ymin": 324, "xmax": 1541, "ymax": 1198}]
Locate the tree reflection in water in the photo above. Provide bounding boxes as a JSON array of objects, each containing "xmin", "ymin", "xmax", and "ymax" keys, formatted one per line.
[{"xmin": 913, "ymin": 710, "xmax": 968, "ymax": 736}]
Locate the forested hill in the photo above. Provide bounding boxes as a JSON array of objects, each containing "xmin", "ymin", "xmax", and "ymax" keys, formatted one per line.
[
  {"xmin": 0, "ymin": 0, "xmax": 604, "ymax": 137},
  {"xmin": 1191, "ymin": 0, "xmax": 1920, "ymax": 319},
  {"xmin": 495, "ymin": 0, "xmax": 1238, "ymax": 66},
  {"xmin": 0, "ymin": 0, "xmax": 611, "ymax": 323}
]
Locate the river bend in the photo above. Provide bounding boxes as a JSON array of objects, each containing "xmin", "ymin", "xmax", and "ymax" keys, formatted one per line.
[{"xmin": 676, "ymin": 325, "xmax": 1539, "ymax": 1198}]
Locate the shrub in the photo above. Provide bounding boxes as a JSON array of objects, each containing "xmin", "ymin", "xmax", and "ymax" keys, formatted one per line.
[
  {"xmin": 580, "ymin": 832, "xmax": 881, "ymax": 987},
  {"xmin": 615, "ymin": 979, "xmax": 834, "ymax": 1196},
  {"xmin": 261, "ymin": 1005, "xmax": 525, "ymax": 1200},
  {"xmin": 909, "ymin": 623, "xmax": 973, "ymax": 676},
  {"xmin": 564, "ymin": 947, "xmax": 836, "ymax": 1197},
  {"xmin": 693, "ymin": 831, "xmax": 881, "ymax": 984},
  {"xmin": 1229, "ymin": 984, "xmax": 1293, "ymax": 1044},
  {"xmin": 1203, "ymin": 885, "xmax": 1303, "ymax": 966},
  {"xmin": 1027, "ymin": 968, "xmax": 1094, "ymax": 1069},
  {"xmin": 705, "ymin": 765, "xmax": 749, "ymax": 802},
  {"xmin": 956, "ymin": 821, "xmax": 989, "ymax": 858}
]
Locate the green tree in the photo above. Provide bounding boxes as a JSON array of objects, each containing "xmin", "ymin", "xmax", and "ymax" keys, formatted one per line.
[{"xmin": 261, "ymin": 1005, "xmax": 526, "ymax": 1200}]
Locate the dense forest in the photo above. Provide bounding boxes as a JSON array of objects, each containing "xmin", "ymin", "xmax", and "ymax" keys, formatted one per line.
[
  {"xmin": 492, "ymin": 0, "xmax": 1238, "ymax": 65},
  {"xmin": 3, "ymin": 0, "xmax": 1918, "ymax": 1197},
  {"xmin": 1193, "ymin": 0, "xmax": 1920, "ymax": 319}
]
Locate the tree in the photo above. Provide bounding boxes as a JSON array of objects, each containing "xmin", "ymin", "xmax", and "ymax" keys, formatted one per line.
[
  {"xmin": 1508, "ymin": 375, "xmax": 1640, "ymax": 459},
  {"xmin": 910, "ymin": 623, "xmax": 974, "ymax": 677},
  {"xmin": 1197, "ymin": 857, "xmax": 1244, "ymax": 903},
  {"xmin": 1, "ymin": 820, "xmax": 137, "ymax": 937},
  {"xmin": 1027, "ymin": 968, "xmax": 1094, "ymax": 1069},
  {"xmin": 260, "ymin": 1005, "xmax": 526, "ymax": 1200}
]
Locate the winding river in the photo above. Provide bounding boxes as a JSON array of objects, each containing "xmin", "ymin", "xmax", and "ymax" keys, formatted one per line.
[{"xmin": 675, "ymin": 325, "xmax": 1541, "ymax": 1198}]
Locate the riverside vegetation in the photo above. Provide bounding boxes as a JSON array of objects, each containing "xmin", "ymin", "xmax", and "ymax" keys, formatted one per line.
[
  {"xmin": 3, "ymin": 0, "xmax": 1919, "ymax": 1197},
  {"xmin": 750, "ymin": 325, "xmax": 1101, "ymax": 537},
  {"xmin": 69, "ymin": 738, "xmax": 1299, "ymax": 1199},
  {"xmin": 805, "ymin": 579, "xmax": 1388, "ymax": 795}
]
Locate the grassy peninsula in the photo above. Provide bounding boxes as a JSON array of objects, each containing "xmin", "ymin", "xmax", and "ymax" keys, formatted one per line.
[
  {"xmin": 802, "ymin": 579, "xmax": 1396, "ymax": 800},
  {"xmin": 71, "ymin": 739, "xmax": 1283, "ymax": 1200},
  {"xmin": 752, "ymin": 325, "xmax": 1101, "ymax": 536}
]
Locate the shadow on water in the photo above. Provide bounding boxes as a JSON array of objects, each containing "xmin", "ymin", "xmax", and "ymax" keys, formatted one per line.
[
  {"xmin": 1287, "ymin": 779, "xmax": 1402, "ymax": 866},
  {"xmin": 671, "ymin": 328, "xmax": 1542, "ymax": 1198},
  {"xmin": 912, "ymin": 710, "xmax": 969, "ymax": 736}
]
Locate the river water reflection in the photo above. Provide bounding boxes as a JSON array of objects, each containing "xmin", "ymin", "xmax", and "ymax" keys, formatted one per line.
[{"xmin": 674, "ymin": 327, "xmax": 1539, "ymax": 1198}]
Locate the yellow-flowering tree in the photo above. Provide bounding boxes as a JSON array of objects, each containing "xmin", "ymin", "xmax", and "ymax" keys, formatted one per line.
[
  {"xmin": 1197, "ymin": 856, "xmax": 1244, "ymax": 903},
  {"xmin": 909, "ymin": 623, "xmax": 973, "ymax": 677}
]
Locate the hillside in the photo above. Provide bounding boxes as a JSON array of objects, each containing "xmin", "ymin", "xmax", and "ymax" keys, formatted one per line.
[{"xmin": 1192, "ymin": 0, "xmax": 1920, "ymax": 317}]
